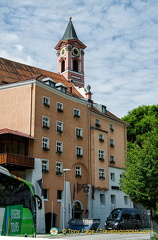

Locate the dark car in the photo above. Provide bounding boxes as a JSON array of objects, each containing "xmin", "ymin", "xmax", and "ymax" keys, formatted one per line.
[{"xmin": 105, "ymin": 208, "xmax": 142, "ymax": 230}]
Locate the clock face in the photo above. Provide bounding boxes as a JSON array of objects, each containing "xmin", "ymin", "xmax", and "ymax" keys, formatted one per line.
[
  {"xmin": 72, "ymin": 47, "xmax": 80, "ymax": 57},
  {"xmin": 60, "ymin": 48, "xmax": 66, "ymax": 57}
]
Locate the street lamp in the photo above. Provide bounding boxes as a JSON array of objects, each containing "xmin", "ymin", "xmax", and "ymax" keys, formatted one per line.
[{"xmin": 63, "ymin": 168, "xmax": 71, "ymax": 230}]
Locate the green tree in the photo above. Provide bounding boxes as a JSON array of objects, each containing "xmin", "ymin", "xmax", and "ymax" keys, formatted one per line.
[
  {"xmin": 120, "ymin": 130, "xmax": 158, "ymax": 211},
  {"xmin": 120, "ymin": 105, "xmax": 158, "ymax": 213}
]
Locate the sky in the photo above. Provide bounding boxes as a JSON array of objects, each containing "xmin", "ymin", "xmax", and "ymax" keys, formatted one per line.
[{"xmin": 0, "ymin": 0, "xmax": 158, "ymax": 118}]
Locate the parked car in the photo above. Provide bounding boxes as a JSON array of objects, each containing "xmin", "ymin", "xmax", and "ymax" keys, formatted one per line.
[{"xmin": 105, "ymin": 208, "xmax": 142, "ymax": 230}]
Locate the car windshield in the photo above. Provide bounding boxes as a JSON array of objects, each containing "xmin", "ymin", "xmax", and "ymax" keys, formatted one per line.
[{"xmin": 108, "ymin": 209, "xmax": 121, "ymax": 220}]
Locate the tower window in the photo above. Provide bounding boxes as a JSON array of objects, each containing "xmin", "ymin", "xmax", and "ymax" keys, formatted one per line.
[
  {"xmin": 61, "ymin": 60, "xmax": 65, "ymax": 72},
  {"xmin": 73, "ymin": 60, "xmax": 78, "ymax": 72}
]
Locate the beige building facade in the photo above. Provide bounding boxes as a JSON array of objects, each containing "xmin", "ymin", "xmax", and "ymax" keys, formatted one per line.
[{"xmin": 0, "ymin": 18, "xmax": 132, "ymax": 232}]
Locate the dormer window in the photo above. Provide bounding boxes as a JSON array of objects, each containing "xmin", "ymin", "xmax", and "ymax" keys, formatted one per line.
[
  {"xmin": 102, "ymin": 105, "xmax": 106, "ymax": 114},
  {"xmin": 42, "ymin": 77, "xmax": 56, "ymax": 88},
  {"xmin": 56, "ymin": 83, "xmax": 67, "ymax": 93}
]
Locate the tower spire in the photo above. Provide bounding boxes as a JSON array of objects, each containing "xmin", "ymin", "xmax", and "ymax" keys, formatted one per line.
[{"xmin": 62, "ymin": 17, "xmax": 78, "ymax": 40}]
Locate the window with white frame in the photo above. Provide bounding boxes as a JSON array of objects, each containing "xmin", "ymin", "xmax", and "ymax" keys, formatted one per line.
[
  {"xmin": 110, "ymin": 138, "xmax": 114, "ymax": 147},
  {"xmin": 99, "ymin": 168, "xmax": 105, "ymax": 179},
  {"xmin": 74, "ymin": 108, "xmax": 80, "ymax": 118},
  {"xmin": 99, "ymin": 133, "xmax": 104, "ymax": 142},
  {"xmin": 57, "ymin": 102, "xmax": 63, "ymax": 112},
  {"xmin": 56, "ymin": 141, "xmax": 63, "ymax": 154},
  {"xmin": 42, "ymin": 159, "xmax": 49, "ymax": 173},
  {"xmin": 42, "ymin": 137, "xmax": 49, "ymax": 151},
  {"xmin": 76, "ymin": 166, "xmax": 82, "ymax": 177},
  {"xmin": 111, "ymin": 195, "xmax": 116, "ymax": 204},
  {"xmin": 95, "ymin": 119, "xmax": 100, "ymax": 127},
  {"xmin": 110, "ymin": 155, "xmax": 115, "ymax": 163},
  {"xmin": 76, "ymin": 127, "xmax": 83, "ymax": 138},
  {"xmin": 110, "ymin": 172, "xmax": 115, "ymax": 182},
  {"xmin": 56, "ymin": 162, "xmax": 63, "ymax": 175},
  {"xmin": 76, "ymin": 146, "xmax": 83, "ymax": 158},
  {"xmin": 43, "ymin": 96, "xmax": 50, "ymax": 107},
  {"xmin": 98, "ymin": 150, "xmax": 105, "ymax": 161},
  {"xmin": 124, "ymin": 196, "xmax": 128, "ymax": 205},
  {"xmin": 56, "ymin": 121, "xmax": 63, "ymax": 134},
  {"xmin": 42, "ymin": 116, "xmax": 50, "ymax": 129},
  {"xmin": 110, "ymin": 123, "xmax": 114, "ymax": 131}
]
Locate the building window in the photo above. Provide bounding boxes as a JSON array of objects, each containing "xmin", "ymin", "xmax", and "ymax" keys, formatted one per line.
[
  {"xmin": 98, "ymin": 150, "xmax": 105, "ymax": 161},
  {"xmin": 110, "ymin": 123, "xmax": 114, "ymax": 131},
  {"xmin": 95, "ymin": 119, "xmax": 100, "ymax": 127},
  {"xmin": 76, "ymin": 128, "xmax": 83, "ymax": 139},
  {"xmin": 99, "ymin": 133, "xmax": 104, "ymax": 142},
  {"xmin": 73, "ymin": 59, "xmax": 78, "ymax": 72},
  {"xmin": 42, "ymin": 137, "xmax": 49, "ymax": 151},
  {"xmin": 124, "ymin": 196, "xmax": 128, "ymax": 205},
  {"xmin": 76, "ymin": 166, "xmax": 82, "ymax": 178},
  {"xmin": 42, "ymin": 116, "xmax": 50, "ymax": 129},
  {"xmin": 56, "ymin": 141, "xmax": 63, "ymax": 154},
  {"xmin": 42, "ymin": 159, "xmax": 49, "ymax": 173},
  {"xmin": 74, "ymin": 109, "xmax": 80, "ymax": 118},
  {"xmin": 76, "ymin": 146, "xmax": 83, "ymax": 158},
  {"xmin": 99, "ymin": 168, "xmax": 105, "ymax": 180},
  {"xmin": 100, "ymin": 194, "xmax": 106, "ymax": 206},
  {"xmin": 56, "ymin": 162, "xmax": 63, "ymax": 175},
  {"xmin": 43, "ymin": 189, "xmax": 48, "ymax": 200},
  {"xmin": 120, "ymin": 174, "xmax": 123, "ymax": 179},
  {"xmin": 57, "ymin": 190, "xmax": 62, "ymax": 200},
  {"xmin": 43, "ymin": 96, "xmax": 50, "ymax": 107},
  {"xmin": 56, "ymin": 121, "xmax": 63, "ymax": 134},
  {"xmin": 111, "ymin": 195, "xmax": 116, "ymax": 204},
  {"xmin": 57, "ymin": 102, "xmax": 63, "ymax": 112},
  {"xmin": 110, "ymin": 173, "xmax": 115, "ymax": 182},
  {"xmin": 110, "ymin": 155, "xmax": 115, "ymax": 164},
  {"xmin": 102, "ymin": 105, "xmax": 106, "ymax": 114},
  {"xmin": 61, "ymin": 60, "xmax": 65, "ymax": 72},
  {"xmin": 110, "ymin": 138, "xmax": 114, "ymax": 147}
]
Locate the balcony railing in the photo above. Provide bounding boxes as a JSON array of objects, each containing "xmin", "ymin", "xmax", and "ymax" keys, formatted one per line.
[{"xmin": 0, "ymin": 153, "xmax": 34, "ymax": 169}]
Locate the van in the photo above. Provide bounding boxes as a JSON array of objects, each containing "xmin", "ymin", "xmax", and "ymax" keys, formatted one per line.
[{"xmin": 105, "ymin": 208, "xmax": 142, "ymax": 230}]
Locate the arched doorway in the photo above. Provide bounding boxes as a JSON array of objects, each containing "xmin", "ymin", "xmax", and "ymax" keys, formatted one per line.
[{"xmin": 72, "ymin": 201, "xmax": 83, "ymax": 219}]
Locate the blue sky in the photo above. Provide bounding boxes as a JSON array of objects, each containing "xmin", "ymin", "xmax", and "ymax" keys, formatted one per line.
[{"xmin": 0, "ymin": 0, "xmax": 158, "ymax": 118}]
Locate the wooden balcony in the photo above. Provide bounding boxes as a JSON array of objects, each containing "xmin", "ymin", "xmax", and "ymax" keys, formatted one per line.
[{"xmin": 0, "ymin": 153, "xmax": 34, "ymax": 169}]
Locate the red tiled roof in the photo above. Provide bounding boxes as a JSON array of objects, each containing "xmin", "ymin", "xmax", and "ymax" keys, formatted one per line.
[
  {"xmin": 0, "ymin": 57, "xmax": 83, "ymax": 99},
  {"xmin": 0, "ymin": 128, "xmax": 35, "ymax": 139},
  {"xmin": 91, "ymin": 106, "xmax": 127, "ymax": 125}
]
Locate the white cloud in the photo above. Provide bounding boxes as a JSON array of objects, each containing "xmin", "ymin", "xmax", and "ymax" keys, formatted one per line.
[{"xmin": 0, "ymin": 0, "xmax": 158, "ymax": 117}]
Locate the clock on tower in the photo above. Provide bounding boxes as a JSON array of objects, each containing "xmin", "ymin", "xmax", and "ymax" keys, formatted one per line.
[{"xmin": 55, "ymin": 17, "xmax": 86, "ymax": 88}]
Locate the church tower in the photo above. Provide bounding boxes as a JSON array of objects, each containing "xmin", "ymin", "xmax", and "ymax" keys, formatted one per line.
[{"xmin": 55, "ymin": 17, "xmax": 86, "ymax": 88}]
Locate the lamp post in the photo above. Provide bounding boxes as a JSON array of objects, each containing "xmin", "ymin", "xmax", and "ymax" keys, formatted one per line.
[{"xmin": 63, "ymin": 168, "xmax": 71, "ymax": 230}]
